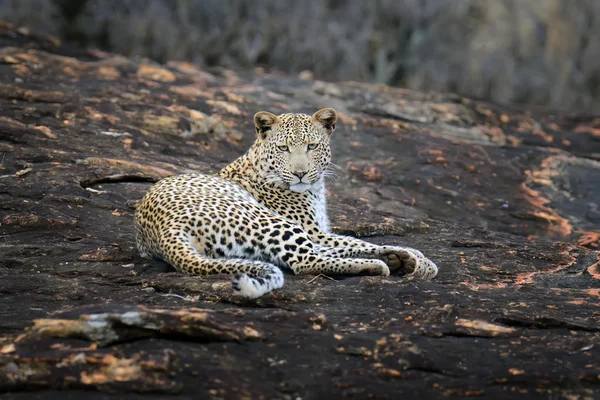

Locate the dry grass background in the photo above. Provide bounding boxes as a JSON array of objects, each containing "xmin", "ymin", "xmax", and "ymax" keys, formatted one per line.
[{"xmin": 2, "ymin": 0, "xmax": 600, "ymax": 112}]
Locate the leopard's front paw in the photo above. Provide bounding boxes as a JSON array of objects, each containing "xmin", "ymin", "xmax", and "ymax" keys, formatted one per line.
[
  {"xmin": 383, "ymin": 247, "xmax": 438, "ymax": 280},
  {"xmin": 382, "ymin": 247, "xmax": 418, "ymax": 274}
]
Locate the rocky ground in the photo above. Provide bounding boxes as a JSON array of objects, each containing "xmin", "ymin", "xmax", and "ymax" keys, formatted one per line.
[{"xmin": 0, "ymin": 22, "xmax": 599, "ymax": 399}]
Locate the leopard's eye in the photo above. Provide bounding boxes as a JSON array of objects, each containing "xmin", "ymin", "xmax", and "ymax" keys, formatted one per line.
[
  {"xmin": 277, "ymin": 145, "xmax": 289, "ymax": 152},
  {"xmin": 307, "ymin": 143, "xmax": 319, "ymax": 150}
]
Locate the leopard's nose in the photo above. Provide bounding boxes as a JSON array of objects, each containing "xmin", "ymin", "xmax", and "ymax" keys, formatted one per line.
[{"xmin": 292, "ymin": 171, "xmax": 307, "ymax": 179}]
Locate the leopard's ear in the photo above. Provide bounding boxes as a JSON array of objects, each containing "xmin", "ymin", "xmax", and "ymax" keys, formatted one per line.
[
  {"xmin": 312, "ymin": 108, "xmax": 337, "ymax": 135},
  {"xmin": 253, "ymin": 111, "xmax": 279, "ymax": 139}
]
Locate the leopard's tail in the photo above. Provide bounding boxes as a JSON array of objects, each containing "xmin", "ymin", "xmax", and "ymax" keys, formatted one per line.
[
  {"xmin": 231, "ymin": 263, "xmax": 284, "ymax": 299},
  {"xmin": 156, "ymin": 234, "xmax": 285, "ymax": 299}
]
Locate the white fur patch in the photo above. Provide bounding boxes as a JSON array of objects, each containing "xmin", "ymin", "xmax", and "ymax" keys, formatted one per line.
[
  {"xmin": 232, "ymin": 268, "xmax": 285, "ymax": 299},
  {"xmin": 289, "ymin": 183, "xmax": 312, "ymax": 193},
  {"xmin": 314, "ymin": 194, "xmax": 329, "ymax": 232},
  {"xmin": 233, "ymin": 274, "xmax": 265, "ymax": 299}
]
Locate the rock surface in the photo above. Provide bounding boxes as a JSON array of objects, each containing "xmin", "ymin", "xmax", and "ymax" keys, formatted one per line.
[{"xmin": 0, "ymin": 22, "xmax": 599, "ymax": 399}]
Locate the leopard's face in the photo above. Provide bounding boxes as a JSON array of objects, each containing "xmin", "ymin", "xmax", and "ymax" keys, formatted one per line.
[{"xmin": 253, "ymin": 109, "xmax": 337, "ymax": 193}]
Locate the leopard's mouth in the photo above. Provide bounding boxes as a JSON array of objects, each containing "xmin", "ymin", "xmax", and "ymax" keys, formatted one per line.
[{"xmin": 278, "ymin": 171, "xmax": 321, "ymax": 192}]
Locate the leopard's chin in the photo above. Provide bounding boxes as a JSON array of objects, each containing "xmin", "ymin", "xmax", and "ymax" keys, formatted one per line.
[{"xmin": 289, "ymin": 183, "xmax": 313, "ymax": 193}]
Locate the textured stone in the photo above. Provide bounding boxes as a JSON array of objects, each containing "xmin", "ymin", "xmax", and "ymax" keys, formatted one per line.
[{"xmin": 0, "ymin": 22, "xmax": 598, "ymax": 399}]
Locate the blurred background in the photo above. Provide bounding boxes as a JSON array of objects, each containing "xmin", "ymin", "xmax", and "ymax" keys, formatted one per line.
[{"xmin": 2, "ymin": 0, "xmax": 600, "ymax": 112}]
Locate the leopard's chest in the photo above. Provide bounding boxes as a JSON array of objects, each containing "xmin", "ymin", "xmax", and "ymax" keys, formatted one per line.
[
  {"xmin": 313, "ymin": 193, "xmax": 330, "ymax": 232},
  {"xmin": 261, "ymin": 188, "xmax": 329, "ymax": 233}
]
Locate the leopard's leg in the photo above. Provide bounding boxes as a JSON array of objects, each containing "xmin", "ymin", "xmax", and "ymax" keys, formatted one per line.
[
  {"xmin": 279, "ymin": 248, "xmax": 390, "ymax": 276},
  {"xmin": 161, "ymin": 235, "xmax": 284, "ymax": 299},
  {"xmin": 289, "ymin": 254, "xmax": 390, "ymax": 277},
  {"xmin": 313, "ymin": 232, "xmax": 438, "ymax": 279},
  {"xmin": 259, "ymin": 223, "xmax": 390, "ymax": 277}
]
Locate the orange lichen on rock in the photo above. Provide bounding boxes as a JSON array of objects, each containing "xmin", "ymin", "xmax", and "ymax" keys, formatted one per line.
[
  {"xmin": 587, "ymin": 253, "xmax": 600, "ymax": 281},
  {"xmin": 33, "ymin": 125, "xmax": 57, "ymax": 139},
  {"xmin": 137, "ymin": 63, "xmax": 176, "ymax": 83},
  {"xmin": 95, "ymin": 66, "xmax": 121, "ymax": 80},
  {"xmin": 365, "ymin": 117, "xmax": 413, "ymax": 131},
  {"xmin": 169, "ymin": 85, "xmax": 211, "ymax": 98},
  {"xmin": 206, "ymin": 99, "xmax": 243, "ymax": 116},
  {"xmin": 78, "ymin": 246, "xmax": 122, "ymax": 262},
  {"xmin": 79, "ymin": 157, "xmax": 174, "ymax": 180},
  {"xmin": 81, "ymin": 356, "xmax": 143, "ymax": 384},
  {"xmin": 422, "ymin": 149, "xmax": 443, "ymax": 156},
  {"xmin": 514, "ymin": 272, "xmax": 537, "ymax": 285},
  {"xmin": 336, "ymin": 112, "xmax": 357, "ymax": 126},
  {"xmin": 584, "ymin": 289, "xmax": 600, "ymax": 299},
  {"xmin": 520, "ymin": 156, "xmax": 573, "ymax": 236},
  {"xmin": 578, "ymin": 231, "xmax": 600, "ymax": 248},
  {"xmin": 514, "ymin": 244, "xmax": 577, "ymax": 285},
  {"xmin": 459, "ymin": 281, "xmax": 508, "ymax": 290},
  {"xmin": 455, "ymin": 319, "xmax": 516, "ymax": 336},
  {"xmin": 574, "ymin": 125, "xmax": 600, "ymax": 138},
  {"xmin": 482, "ymin": 126, "xmax": 507, "ymax": 144},
  {"xmin": 2, "ymin": 213, "xmax": 77, "ymax": 228},
  {"xmin": 532, "ymin": 130, "xmax": 554, "ymax": 143},
  {"xmin": 347, "ymin": 161, "xmax": 384, "ymax": 182}
]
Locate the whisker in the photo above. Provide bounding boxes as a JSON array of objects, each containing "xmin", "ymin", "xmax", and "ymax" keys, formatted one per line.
[
  {"xmin": 328, "ymin": 162, "xmax": 344, "ymax": 171},
  {"xmin": 324, "ymin": 166, "xmax": 342, "ymax": 176},
  {"xmin": 320, "ymin": 169, "xmax": 340, "ymax": 182}
]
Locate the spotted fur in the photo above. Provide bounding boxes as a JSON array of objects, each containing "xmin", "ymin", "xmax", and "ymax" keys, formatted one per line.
[{"xmin": 135, "ymin": 108, "xmax": 438, "ymax": 298}]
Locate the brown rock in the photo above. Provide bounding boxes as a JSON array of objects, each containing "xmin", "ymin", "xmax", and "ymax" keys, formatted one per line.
[{"xmin": 0, "ymin": 22, "xmax": 598, "ymax": 399}]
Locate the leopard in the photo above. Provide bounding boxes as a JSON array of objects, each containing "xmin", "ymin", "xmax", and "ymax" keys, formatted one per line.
[{"xmin": 134, "ymin": 108, "xmax": 438, "ymax": 299}]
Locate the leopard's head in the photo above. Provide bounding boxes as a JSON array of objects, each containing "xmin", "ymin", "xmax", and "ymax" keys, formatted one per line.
[{"xmin": 252, "ymin": 108, "xmax": 337, "ymax": 193}]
